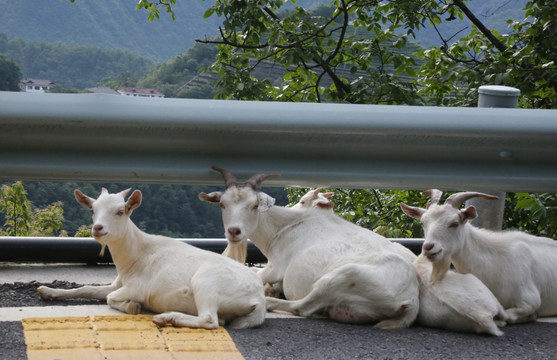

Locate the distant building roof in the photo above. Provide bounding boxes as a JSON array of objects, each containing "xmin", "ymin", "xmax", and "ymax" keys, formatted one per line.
[
  {"xmin": 86, "ymin": 87, "xmax": 120, "ymax": 95},
  {"xmin": 118, "ymin": 87, "xmax": 165, "ymax": 97},
  {"xmin": 20, "ymin": 78, "xmax": 55, "ymax": 87}
]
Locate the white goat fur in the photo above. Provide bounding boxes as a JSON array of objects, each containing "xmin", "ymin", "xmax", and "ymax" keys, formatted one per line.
[
  {"xmin": 401, "ymin": 191, "xmax": 557, "ymax": 324},
  {"xmin": 291, "ymin": 188, "xmax": 334, "ymax": 210},
  {"xmin": 414, "ymin": 254, "xmax": 507, "ymax": 336},
  {"xmin": 263, "ymin": 188, "xmax": 334, "ymax": 298},
  {"xmin": 199, "ymin": 170, "xmax": 419, "ymax": 329},
  {"xmin": 38, "ymin": 188, "xmax": 265, "ymax": 329}
]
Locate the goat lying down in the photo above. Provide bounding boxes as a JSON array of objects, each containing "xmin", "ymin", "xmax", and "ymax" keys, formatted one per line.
[
  {"xmin": 38, "ymin": 188, "xmax": 265, "ymax": 329},
  {"xmin": 291, "ymin": 188, "xmax": 334, "ymax": 210},
  {"xmin": 295, "ymin": 188, "xmax": 508, "ymax": 335},
  {"xmin": 261, "ymin": 188, "xmax": 334, "ymax": 299},
  {"xmin": 414, "ymin": 254, "xmax": 508, "ymax": 336},
  {"xmin": 200, "ymin": 167, "xmax": 420, "ymax": 329},
  {"xmin": 401, "ymin": 189, "xmax": 557, "ymax": 324}
]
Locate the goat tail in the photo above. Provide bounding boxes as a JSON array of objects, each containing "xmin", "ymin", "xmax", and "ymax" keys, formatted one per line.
[{"xmin": 222, "ymin": 241, "xmax": 248, "ymax": 264}]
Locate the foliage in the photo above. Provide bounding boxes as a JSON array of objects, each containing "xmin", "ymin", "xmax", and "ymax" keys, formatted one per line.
[
  {"xmin": 417, "ymin": 1, "xmax": 557, "ymax": 109},
  {"xmin": 136, "ymin": 42, "xmax": 219, "ymax": 98},
  {"xmin": 505, "ymin": 193, "xmax": 557, "ymax": 239},
  {"xmin": 74, "ymin": 225, "xmax": 92, "ymax": 237},
  {"xmin": 98, "ymin": 71, "xmax": 139, "ymax": 91},
  {"xmin": 136, "ymin": 0, "xmax": 178, "ymax": 21},
  {"xmin": 0, "ymin": 53, "xmax": 22, "ymax": 91},
  {"xmin": 0, "ymin": 182, "xmax": 66, "ymax": 236},
  {"xmin": 138, "ymin": 1, "xmax": 557, "ymax": 240},
  {"xmin": 199, "ymin": 1, "xmax": 428, "ymax": 103},
  {"xmin": 287, "ymin": 187, "xmax": 426, "ymax": 238},
  {"xmin": 30, "ymin": 202, "xmax": 66, "ymax": 236},
  {"xmin": 47, "ymin": 84, "xmax": 87, "ymax": 94},
  {"xmin": 0, "ymin": 182, "xmax": 32, "ymax": 236}
]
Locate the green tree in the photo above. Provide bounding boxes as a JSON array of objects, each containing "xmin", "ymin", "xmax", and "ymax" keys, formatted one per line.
[
  {"xmin": 47, "ymin": 84, "xmax": 87, "ymax": 94},
  {"xmin": 418, "ymin": 0, "xmax": 557, "ymax": 108},
  {"xmin": 0, "ymin": 53, "xmax": 22, "ymax": 91},
  {"xmin": 0, "ymin": 182, "xmax": 65, "ymax": 236},
  {"xmin": 0, "ymin": 182, "xmax": 32, "ymax": 236},
  {"xmin": 138, "ymin": 1, "xmax": 557, "ymax": 238},
  {"xmin": 287, "ymin": 187, "xmax": 426, "ymax": 238},
  {"xmin": 30, "ymin": 201, "xmax": 66, "ymax": 236}
]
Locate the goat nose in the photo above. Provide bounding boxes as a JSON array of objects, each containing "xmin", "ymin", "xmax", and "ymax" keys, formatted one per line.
[
  {"xmin": 93, "ymin": 224, "xmax": 103, "ymax": 232},
  {"xmin": 423, "ymin": 243, "xmax": 434, "ymax": 251},
  {"xmin": 228, "ymin": 227, "xmax": 242, "ymax": 237}
]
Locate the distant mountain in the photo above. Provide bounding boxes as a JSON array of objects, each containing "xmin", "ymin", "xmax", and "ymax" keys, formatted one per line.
[
  {"xmin": 414, "ymin": 0, "xmax": 528, "ymax": 48},
  {"xmin": 0, "ymin": 34, "xmax": 156, "ymax": 89},
  {"xmin": 0, "ymin": 0, "xmax": 222, "ymax": 62},
  {"xmin": 0, "ymin": 0, "xmax": 528, "ymax": 62}
]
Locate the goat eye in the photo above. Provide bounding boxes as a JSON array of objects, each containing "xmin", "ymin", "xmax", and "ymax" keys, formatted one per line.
[
  {"xmin": 116, "ymin": 210, "xmax": 124, "ymax": 216},
  {"xmin": 448, "ymin": 222, "xmax": 459, "ymax": 228},
  {"xmin": 253, "ymin": 204, "xmax": 259, "ymax": 210},
  {"xmin": 219, "ymin": 203, "xmax": 225, "ymax": 209}
]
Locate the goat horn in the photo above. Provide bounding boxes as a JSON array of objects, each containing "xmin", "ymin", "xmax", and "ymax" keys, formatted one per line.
[
  {"xmin": 423, "ymin": 189, "xmax": 443, "ymax": 209},
  {"xmin": 245, "ymin": 173, "xmax": 280, "ymax": 190},
  {"xmin": 211, "ymin": 166, "xmax": 237, "ymax": 189},
  {"xmin": 445, "ymin": 191, "xmax": 499, "ymax": 209},
  {"xmin": 118, "ymin": 188, "xmax": 132, "ymax": 198}
]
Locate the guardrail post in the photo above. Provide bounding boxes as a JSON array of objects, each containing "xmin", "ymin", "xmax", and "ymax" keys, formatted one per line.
[{"xmin": 466, "ymin": 85, "xmax": 521, "ymax": 230}]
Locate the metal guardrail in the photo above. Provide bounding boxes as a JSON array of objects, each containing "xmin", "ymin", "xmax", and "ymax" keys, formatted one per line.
[
  {"xmin": 0, "ymin": 91, "xmax": 555, "ymax": 264},
  {"xmin": 0, "ymin": 237, "xmax": 424, "ymax": 264},
  {"xmin": 1, "ymin": 92, "xmax": 557, "ymax": 192}
]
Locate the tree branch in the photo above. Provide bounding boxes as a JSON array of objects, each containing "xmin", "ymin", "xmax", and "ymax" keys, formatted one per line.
[{"xmin": 452, "ymin": 0, "xmax": 508, "ymax": 53}]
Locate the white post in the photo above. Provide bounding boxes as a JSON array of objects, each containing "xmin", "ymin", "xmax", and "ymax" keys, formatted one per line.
[{"xmin": 466, "ymin": 85, "xmax": 521, "ymax": 230}]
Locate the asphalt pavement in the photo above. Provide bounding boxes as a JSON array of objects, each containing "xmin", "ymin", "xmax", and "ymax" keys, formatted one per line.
[{"xmin": 2, "ymin": 263, "xmax": 557, "ymax": 360}]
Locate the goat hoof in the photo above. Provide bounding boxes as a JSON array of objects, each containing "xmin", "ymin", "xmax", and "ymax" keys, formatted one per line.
[
  {"xmin": 127, "ymin": 301, "xmax": 141, "ymax": 315},
  {"xmin": 152, "ymin": 314, "xmax": 171, "ymax": 326}
]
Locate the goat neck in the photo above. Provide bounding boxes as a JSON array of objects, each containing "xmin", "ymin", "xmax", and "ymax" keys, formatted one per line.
[{"xmin": 248, "ymin": 205, "xmax": 312, "ymax": 257}]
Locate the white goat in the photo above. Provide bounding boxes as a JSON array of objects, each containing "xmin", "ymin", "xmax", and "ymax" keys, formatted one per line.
[
  {"xmin": 38, "ymin": 188, "xmax": 265, "ymax": 329},
  {"xmin": 414, "ymin": 254, "xmax": 507, "ymax": 336},
  {"xmin": 262, "ymin": 188, "xmax": 334, "ymax": 298},
  {"xmin": 401, "ymin": 189, "xmax": 557, "ymax": 324},
  {"xmin": 199, "ymin": 167, "xmax": 419, "ymax": 329},
  {"xmin": 291, "ymin": 188, "xmax": 334, "ymax": 210}
]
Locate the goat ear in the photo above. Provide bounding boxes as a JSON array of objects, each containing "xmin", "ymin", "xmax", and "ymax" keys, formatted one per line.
[
  {"xmin": 316, "ymin": 200, "xmax": 334, "ymax": 210},
  {"xmin": 125, "ymin": 190, "xmax": 142, "ymax": 215},
  {"xmin": 400, "ymin": 203, "xmax": 425, "ymax": 219},
  {"xmin": 198, "ymin": 191, "xmax": 222, "ymax": 204},
  {"xmin": 460, "ymin": 205, "xmax": 477, "ymax": 222},
  {"xmin": 257, "ymin": 193, "xmax": 275, "ymax": 212},
  {"xmin": 74, "ymin": 189, "xmax": 95, "ymax": 209},
  {"xmin": 322, "ymin": 192, "xmax": 334, "ymax": 199}
]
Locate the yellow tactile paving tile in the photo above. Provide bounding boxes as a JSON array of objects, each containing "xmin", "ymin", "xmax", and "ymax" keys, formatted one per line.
[{"xmin": 22, "ymin": 314, "xmax": 244, "ymax": 360}]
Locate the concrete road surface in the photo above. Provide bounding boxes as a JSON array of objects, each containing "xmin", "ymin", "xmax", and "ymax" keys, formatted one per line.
[{"xmin": 2, "ymin": 263, "xmax": 557, "ymax": 360}]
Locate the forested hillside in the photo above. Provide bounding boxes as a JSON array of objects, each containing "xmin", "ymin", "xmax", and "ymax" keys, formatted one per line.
[
  {"xmin": 14, "ymin": 181, "xmax": 289, "ymax": 238},
  {"xmin": 0, "ymin": 0, "xmax": 526, "ymax": 61},
  {"xmin": 0, "ymin": 34, "xmax": 155, "ymax": 89},
  {"xmin": 0, "ymin": 0, "xmax": 221, "ymax": 62}
]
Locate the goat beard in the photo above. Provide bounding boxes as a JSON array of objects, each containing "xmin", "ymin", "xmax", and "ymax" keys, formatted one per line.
[
  {"xmin": 98, "ymin": 242, "xmax": 107, "ymax": 257},
  {"xmin": 430, "ymin": 257, "xmax": 451, "ymax": 284},
  {"xmin": 222, "ymin": 241, "xmax": 248, "ymax": 264}
]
